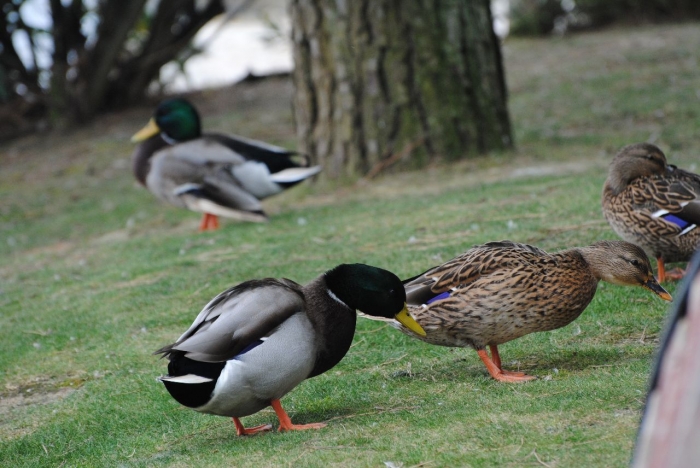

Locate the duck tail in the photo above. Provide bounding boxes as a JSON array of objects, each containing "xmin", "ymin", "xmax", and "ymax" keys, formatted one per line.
[{"xmin": 269, "ymin": 165, "xmax": 322, "ymax": 184}]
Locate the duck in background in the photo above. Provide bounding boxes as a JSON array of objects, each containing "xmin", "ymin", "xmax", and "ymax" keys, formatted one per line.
[
  {"xmin": 155, "ymin": 263, "xmax": 425, "ymax": 435},
  {"xmin": 131, "ymin": 98, "xmax": 321, "ymax": 230},
  {"xmin": 361, "ymin": 240, "xmax": 671, "ymax": 382},
  {"xmin": 602, "ymin": 143, "xmax": 700, "ymax": 282}
]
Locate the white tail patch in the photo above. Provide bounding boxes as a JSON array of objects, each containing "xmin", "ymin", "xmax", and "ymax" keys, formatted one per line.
[
  {"xmin": 159, "ymin": 374, "xmax": 213, "ymax": 384},
  {"xmin": 269, "ymin": 166, "xmax": 322, "ymax": 183},
  {"xmin": 230, "ymin": 163, "xmax": 320, "ymax": 199}
]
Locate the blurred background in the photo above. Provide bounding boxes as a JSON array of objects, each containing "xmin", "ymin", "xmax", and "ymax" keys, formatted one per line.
[{"xmin": 3, "ymin": 0, "xmax": 699, "ymax": 146}]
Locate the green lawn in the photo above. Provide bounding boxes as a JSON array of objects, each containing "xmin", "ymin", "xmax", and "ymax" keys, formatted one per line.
[{"xmin": 2, "ymin": 23, "xmax": 699, "ymax": 467}]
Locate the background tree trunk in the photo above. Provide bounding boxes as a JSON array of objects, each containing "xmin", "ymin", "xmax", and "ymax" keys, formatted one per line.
[
  {"xmin": 68, "ymin": 0, "xmax": 225, "ymax": 122},
  {"xmin": 0, "ymin": 0, "xmax": 236, "ymax": 138},
  {"xmin": 290, "ymin": 0, "xmax": 513, "ymax": 179}
]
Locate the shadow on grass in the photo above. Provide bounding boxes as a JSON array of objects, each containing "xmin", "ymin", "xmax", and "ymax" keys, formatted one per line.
[
  {"xmin": 405, "ymin": 346, "xmax": 640, "ymax": 382},
  {"xmin": 165, "ymin": 404, "xmax": 359, "ymax": 447},
  {"xmin": 531, "ymin": 347, "xmax": 646, "ymax": 372}
]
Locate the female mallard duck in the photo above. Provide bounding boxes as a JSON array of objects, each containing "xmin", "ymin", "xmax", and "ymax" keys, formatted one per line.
[
  {"xmin": 602, "ymin": 143, "xmax": 700, "ymax": 282},
  {"xmin": 154, "ymin": 263, "xmax": 425, "ymax": 435},
  {"xmin": 131, "ymin": 98, "xmax": 321, "ymax": 230},
  {"xmin": 362, "ymin": 240, "xmax": 671, "ymax": 383}
]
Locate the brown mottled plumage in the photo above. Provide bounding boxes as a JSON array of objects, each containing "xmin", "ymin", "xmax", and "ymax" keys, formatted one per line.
[
  {"xmin": 602, "ymin": 143, "xmax": 700, "ymax": 282},
  {"xmin": 365, "ymin": 240, "xmax": 671, "ymax": 383}
]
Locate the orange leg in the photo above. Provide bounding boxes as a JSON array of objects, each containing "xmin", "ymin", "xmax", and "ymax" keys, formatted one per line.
[
  {"xmin": 656, "ymin": 257, "xmax": 685, "ymax": 282},
  {"xmin": 489, "ymin": 345, "xmax": 527, "ymax": 377},
  {"xmin": 271, "ymin": 399, "xmax": 326, "ymax": 432},
  {"xmin": 198, "ymin": 213, "xmax": 220, "ymax": 231},
  {"xmin": 232, "ymin": 417, "xmax": 272, "ymax": 436},
  {"xmin": 477, "ymin": 348, "xmax": 535, "ymax": 383},
  {"xmin": 656, "ymin": 257, "xmax": 666, "ymax": 283},
  {"xmin": 198, "ymin": 213, "xmax": 210, "ymax": 231}
]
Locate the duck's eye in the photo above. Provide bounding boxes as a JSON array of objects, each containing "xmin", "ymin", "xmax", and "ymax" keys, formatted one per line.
[{"xmin": 630, "ymin": 259, "xmax": 641, "ymax": 267}]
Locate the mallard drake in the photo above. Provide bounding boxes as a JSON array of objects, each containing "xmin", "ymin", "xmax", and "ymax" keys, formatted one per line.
[
  {"xmin": 131, "ymin": 98, "xmax": 321, "ymax": 230},
  {"xmin": 602, "ymin": 143, "xmax": 700, "ymax": 282},
  {"xmin": 362, "ymin": 240, "xmax": 671, "ymax": 383},
  {"xmin": 154, "ymin": 263, "xmax": 425, "ymax": 435}
]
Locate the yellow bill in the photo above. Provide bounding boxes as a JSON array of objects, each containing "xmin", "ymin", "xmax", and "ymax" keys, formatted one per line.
[
  {"xmin": 395, "ymin": 305, "xmax": 426, "ymax": 336},
  {"xmin": 131, "ymin": 118, "xmax": 161, "ymax": 143}
]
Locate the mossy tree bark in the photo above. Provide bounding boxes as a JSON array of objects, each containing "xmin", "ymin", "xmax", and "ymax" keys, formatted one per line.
[{"xmin": 290, "ymin": 0, "xmax": 513, "ymax": 179}]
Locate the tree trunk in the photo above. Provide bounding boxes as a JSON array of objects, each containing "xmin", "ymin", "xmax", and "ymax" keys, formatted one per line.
[
  {"xmin": 290, "ymin": 0, "xmax": 513, "ymax": 179},
  {"xmin": 108, "ymin": 0, "xmax": 225, "ymax": 107},
  {"xmin": 46, "ymin": 0, "xmax": 224, "ymax": 124}
]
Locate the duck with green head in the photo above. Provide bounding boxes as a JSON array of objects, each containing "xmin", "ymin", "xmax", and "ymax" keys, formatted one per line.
[
  {"xmin": 131, "ymin": 98, "xmax": 321, "ymax": 230},
  {"xmin": 155, "ymin": 263, "xmax": 425, "ymax": 435},
  {"xmin": 602, "ymin": 142, "xmax": 700, "ymax": 282}
]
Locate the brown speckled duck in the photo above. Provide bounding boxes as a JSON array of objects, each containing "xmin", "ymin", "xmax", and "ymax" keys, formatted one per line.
[
  {"xmin": 602, "ymin": 143, "xmax": 700, "ymax": 282},
  {"xmin": 363, "ymin": 240, "xmax": 671, "ymax": 383},
  {"xmin": 131, "ymin": 98, "xmax": 321, "ymax": 231}
]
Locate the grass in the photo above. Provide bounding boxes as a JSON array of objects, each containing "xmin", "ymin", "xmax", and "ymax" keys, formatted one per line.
[{"xmin": 1, "ymin": 23, "xmax": 699, "ymax": 467}]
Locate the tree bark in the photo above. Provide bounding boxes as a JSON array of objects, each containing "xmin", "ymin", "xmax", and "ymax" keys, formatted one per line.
[
  {"xmin": 290, "ymin": 0, "xmax": 513, "ymax": 179},
  {"xmin": 76, "ymin": 0, "xmax": 147, "ymax": 119}
]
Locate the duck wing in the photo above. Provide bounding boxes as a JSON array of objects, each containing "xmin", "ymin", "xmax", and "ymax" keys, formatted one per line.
[
  {"xmin": 155, "ymin": 278, "xmax": 305, "ymax": 363},
  {"xmin": 147, "ymin": 139, "xmax": 268, "ymax": 221},
  {"xmin": 207, "ymin": 132, "xmax": 311, "ymax": 171},
  {"xmin": 404, "ymin": 241, "xmax": 549, "ymax": 305},
  {"xmin": 642, "ymin": 168, "xmax": 700, "ymax": 229},
  {"xmin": 208, "ymin": 133, "xmax": 322, "ymax": 197}
]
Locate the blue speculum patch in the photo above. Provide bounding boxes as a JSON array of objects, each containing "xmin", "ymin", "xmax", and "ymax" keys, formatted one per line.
[
  {"xmin": 426, "ymin": 291, "xmax": 451, "ymax": 304},
  {"xmin": 234, "ymin": 339, "xmax": 264, "ymax": 360},
  {"xmin": 662, "ymin": 213, "xmax": 691, "ymax": 229}
]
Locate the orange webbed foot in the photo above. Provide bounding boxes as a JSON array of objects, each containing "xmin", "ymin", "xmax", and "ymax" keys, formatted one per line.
[
  {"xmin": 278, "ymin": 421, "xmax": 327, "ymax": 432},
  {"xmin": 491, "ymin": 370, "xmax": 537, "ymax": 383},
  {"xmin": 232, "ymin": 418, "xmax": 272, "ymax": 436},
  {"xmin": 664, "ymin": 267, "xmax": 685, "ymax": 281},
  {"xmin": 271, "ymin": 399, "xmax": 326, "ymax": 432},
  {"xmin": 655, "ymin": 257, "xmax": 684, "ymax": 283},
  {"xmin": 478, "ymin": 348, "xmax": 536, "ymax": 383},
  {"xmin": 500, "ymin": 369, "xmax": 529, "ymax": 378}
]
